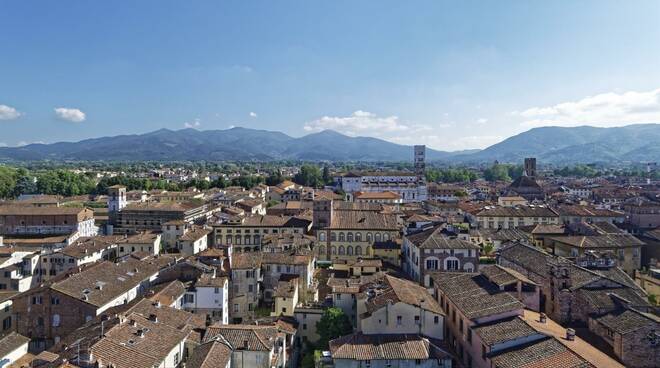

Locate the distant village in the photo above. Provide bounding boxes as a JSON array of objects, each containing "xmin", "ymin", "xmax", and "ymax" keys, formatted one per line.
[{"xmin": 0, "ymin": 147, "xmax": 658, "ymax": 368}]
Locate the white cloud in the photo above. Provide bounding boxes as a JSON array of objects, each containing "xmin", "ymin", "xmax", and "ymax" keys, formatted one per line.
[
  {"xmin": 515, "ymin": 88, "xmax": 660, "ymax": 128},
  {"xmin": 54, "ymin": 107, "xmax": 86, "ymax": 123},
  {"xmin": 184, "ymin": 118, "xmax": 201, "ymax": 129},
  {"xmin": 0, "ymin": 104, "xmax": 21, "ymax": 120},
  {"xmin": 0, "ymin": 142, "xmax": 7, "ymax": 147},
  {"xmin": 304, "ymin": 110, "xmax": 424, "ymax": 136},
  {"xmin": 228, "ymin": 125, "xmax": 236, "ymax": 129},
  {"xmin": 249, "ymin": 112, "xmax": 258, "ymax": 118},
  {"xmin": 476, "ymin": 118, "xmax": 488, "ymax": 124},
  {"xmin": 304, "ymin": 110, "xmax": 490, "ymax": 150}
]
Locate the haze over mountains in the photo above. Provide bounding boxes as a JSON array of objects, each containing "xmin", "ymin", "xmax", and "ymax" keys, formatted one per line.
[{"xmin": 0, "ymin": 124, "xmax": 658, "ymax": 164}]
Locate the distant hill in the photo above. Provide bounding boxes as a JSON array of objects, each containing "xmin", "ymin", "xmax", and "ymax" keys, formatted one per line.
[
  {"xmin": 0, "ymin": 127, "xmax": 461, "ymax": 162},
  {"xmin": 1, "ymin": 124, "xmax": 658, "ymax": 163},
  {"xmin": 452, "ymin": 124, "xmax": 660, "ymax": 164}
]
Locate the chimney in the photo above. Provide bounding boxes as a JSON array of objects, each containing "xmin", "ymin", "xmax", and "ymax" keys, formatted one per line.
[
  {"xmin": 137, "ymin": 328, "xmax": 145, "ymax": 338},
  {"xmin": 129, "ymin": 319, "xmax": 137, "ymax": 327},
  {"xmin": 539, "ymin": 313, "xmax": 547, "ymax": 323},
  {"xmin": 566, "ymin": 328, "xmax": 575, "ymax": 341},
  {"xmin": 243, "ymin": 340, "xmax": 249, "ymax": 349},
  {"xmin": 148, "ymin": 314, "xmax": 158, "ymax": 323}
]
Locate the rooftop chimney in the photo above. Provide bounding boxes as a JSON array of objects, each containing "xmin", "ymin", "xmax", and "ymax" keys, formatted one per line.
[
  {"xmin": 539, "ymin": 313, "xmax": 547, "ymax": 323},
  {"xmin": 148, "ymin": 314, "xmax": 158, "ymax": 323},
  {"xmin": 566, "ymin": 328, "xmax": 576, "ymax": 341}
]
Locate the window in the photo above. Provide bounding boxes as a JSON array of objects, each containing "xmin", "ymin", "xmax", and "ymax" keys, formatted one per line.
[
  {"xmin": 446, "ymin": 259, "xmax": 459, "ymax": 271},
  {"xmin": 347, "ymin": 233, "xmax": 353, "ymax": 242},
  {"xmin": 51, "ymin": 296, "xmax": 60, "ymax": 305},
  {"xmin": 356, "ymin": 233, "xmax": 362, "ymax": 242},
  {"xmin": 396, "ymin": 316, "xmax": 402, "ymax": 326},
  {"xmin": 303, "ymin": 323, "xmax": 307, "ymax": 330},
  {"xmin": 52, "ymin": 314, "xmax": 61, "ymax": 327},
  {"xmin": 355, "ymin": 246, "xmax": 362, "ymax": 255},
  {"xmin": 365, "ymin": 360, "xmax": 371, "ymax": 368},
  {"xmin": 414, "ymin": 315, "xmax": 420, "ymax": 325},
  {"xmin": 426, "ymin": 259, "xmax": 439, "ymax": 270},
  {"xmin": 366, "ymin": 233, "xmax": 373, "ymax": 242},
  {"xmin": 184, "ymin": 294, "xmax": 194, "ymax": 303},
  {"xmin": 234, "ymin": 304, "xmax": 239, "ymax": 313},
  {"xmin": 32, "ymin": 296, "xmax": 42, "ymax": 305},
  {"xmin": 214, "ymin": 287, "xmax": 220, "ymax": 294},
  {"xmin": 336, "ymin": 294, "xmax": 342, "ymax": 300},
  {"xmin": 2, "ymin": 317, "xmax": 11, "ymax": 331},
  {"xmin": 375, "ymin": 233, "xmax": 381, "ymax": 242},
  {"xmin": 319, "ymin": 233, "xmax": 326, "ymax": 241},
  {"xmin": 434, "ymin": 315, "xmax": 439, "ymax": 324}
]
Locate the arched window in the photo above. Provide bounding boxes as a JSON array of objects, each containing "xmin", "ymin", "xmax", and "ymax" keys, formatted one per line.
[
  {"xmin": 319, "ymin": 233, "xmax": 326, "ymax": 242},
  {"xmin": 375, "ymin": 233, "xmax": 382, "ymax": 242},
  {"xmin": 318, "ymin": 245, "xmax": 326, "ymax": 255},
  {"xmin": 355, "ymin": 246, "xmax": 362, "ymax": 255},
  {"xmin": 356, "ymin": 233, "xmax": 362, "ymax": 242},
  {"xmin": 347, "ymin": 233, "xmax": 353, "ymax": 242},
  {"xmin": 338, "ymin": 245, "xmax": 345, "ymax": 255},
  {"xmin": 383, "ymin": 233, "xmax": 390, "ymax": 241},
  {"xmin": 463, "ymin": 262, "xmax": 474, "ymax": 272},
  {"xmin": 244, "ymin": 235, "xmax": 251, "ymax": 245},
  {"xmin": 235, "ymin": 235, "xmax": 241, "ymax": 245},
  {"xmin": 225, "ymin": 235, "xmax": 232, "ymax": 245},
  {"xmin": 253, "ymin": 235, "xmax": 260, "ymax": 245},
  {"xmin": 347, "ymin": 246, "xmax": 354, "ymax": 255},
  {"xmin": 331, "ymin": 233, "xmax": 337, "ymax": 242},
  {"xmin": 339, "ymin": 233, "xmax": 345, "ymax": 242},
  {"xmin": 366, "ymin": 233, "xmax": 373, "ymax": 242},
  {"xmin": 332, "ymin": 246, "xmax": 337, "ymax": 255}
]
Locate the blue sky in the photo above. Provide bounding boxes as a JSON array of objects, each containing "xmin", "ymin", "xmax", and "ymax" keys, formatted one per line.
[{"xmin": 1, "ymin": 1, "xmax": 660, "ymax": 150}]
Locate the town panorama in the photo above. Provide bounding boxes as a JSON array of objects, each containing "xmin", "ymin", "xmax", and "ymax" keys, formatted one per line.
[{"xmin": 0, "ymin": 2, "xmax": 659, "ymax": 368}]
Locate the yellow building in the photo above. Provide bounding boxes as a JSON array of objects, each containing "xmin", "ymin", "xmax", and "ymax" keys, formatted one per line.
[{"xmin": 549, "ymin": 234, "xmax": 643, "ymax": 275}]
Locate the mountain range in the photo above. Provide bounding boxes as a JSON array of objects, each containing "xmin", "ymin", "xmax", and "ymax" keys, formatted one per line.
[{"xmin": 0, "ymin": 124, "xmax": 658, "ymax": 164}]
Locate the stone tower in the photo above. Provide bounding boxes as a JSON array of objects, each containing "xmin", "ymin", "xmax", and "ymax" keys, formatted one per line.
[
  {"xmin": 312, "ymin": 198, "xmax": 333, "ymax": 230},
  {"xmin": 414, "ymin": 145, "xmax": 426, "ymax": 182},
  {"xmin": 524, "ymin": 157, "xmax": 537, "ymax": 178}
]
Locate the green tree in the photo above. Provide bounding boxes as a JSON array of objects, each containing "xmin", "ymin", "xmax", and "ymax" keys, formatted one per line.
[
  {"xmin": 294, "ymin": 165, "xmax": 323, "ymax": 187},
  {"xmin": 0, "ymin": 166, "xmax": 18, "ymax": 199},
  {"xmin": 322, "ymin": 166, "xmax": 332, "ymax": 184},
  {"xmin": 484, "ymin": 164, "xmax": 511, "ymax": 182},
  {"xmin": 316, "ymin": 307, "xmax": 353, "ymax": 349}
]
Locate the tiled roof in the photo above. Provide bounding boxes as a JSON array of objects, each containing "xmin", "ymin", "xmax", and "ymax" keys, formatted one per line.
[
  {"xmin": 179, "ymin": 227, "xmax": 212, "ymax": 242},
  {"xmin": 549, "ymin": 234, "xmax": 644, "ymax": 249},
  {"xmin": 203, "ymin": 324, "xmax": 278, "ymax": 351},
  {"xmin": 52, "ymin": 257, "xmax": 174, "ymax": 308},
  {"xmin": 480, "ymin": 265, "xmax": 537, "ymax": 287},
  {"xmin": 477, "ymin": 206, "xmax": 558, "ymax": 218},
  {"xmin": 361, "ymin": 275, "xmax": 443, "ymax": 315},
  {"xmin": 187, "ymin": 339, "xmax": 233, "ymax": 368},
  {"xmin": 262, "ymin": 251, "xmax": 312, "ymax": 266},
  {"xmin": 330, "ymin": 210, "xmax": 398, "ymax": 230},
  {"xmin": 407, "ymin": 226, "xmax": 480, "ymax": 250},
  {"xmin": 355, "ymin": 191, "xmax": 401, "ymax": 200},
  {"xmin": 329, "ymin": 333, "xmax": 450, "ymax": 360},
  {"xmin": 432, "ymin": 272, "xmax": 524, "ymax": 320},
  {"xmin": 0, "ymin": 332, "xmax": 29, "ymax": 359},
  {"xmin": 490, "ymin": 337, "xmax": 594, "ymax": 368},
  {"xmin": 473, "ymin": 316, "xmax": 539, "ymax": 346},
  {"xmin": 230, "ymin": 252, "xmax": 263, "ymax": 269},
  {"xmin": 91, "ymin": 313, "xmax": 190, "ymax": 368},
  {"xmin": 595, "ymin": 308, "xmax": 660, "ymax": 334},
  {"xmin": 148, "ymin": 280, "xmax": 186, "ymax": 307},
  {"xmin": 556, "ymin": 205, "xmax": 624, "ymax": 218}
]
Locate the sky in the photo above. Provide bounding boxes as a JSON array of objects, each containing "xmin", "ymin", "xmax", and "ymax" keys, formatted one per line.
[{"xmin": 1, "ymin": 1, "xmax": 660, "ymax": 151}]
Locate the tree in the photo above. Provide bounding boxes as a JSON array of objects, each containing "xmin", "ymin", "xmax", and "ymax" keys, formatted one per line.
[
  {"xmin": 316, "ymin": 307, "xmax": 353, "ymax": 349},
  {"xmin": 294, "ymin": 165, "xmax": 323, "ymax": 187},
  {"xmin": 0, "ymin": 166, "xmax": 18, "ymax": 199},
  {"xmin": 483, "ymin": 164, "xmax": 511, "ymax": 182},
  {"xmin": 265, "ymin": 171, "xmax": 284, "ymax": 186},
  {"xmin": 322, "ymin": 166, "xmax": 332, "ymax": 184}
]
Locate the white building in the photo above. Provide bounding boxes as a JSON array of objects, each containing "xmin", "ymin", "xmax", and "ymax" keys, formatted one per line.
[{"xmin": 183, "ymin": 274, "xmax": 229, "ymax": 324}]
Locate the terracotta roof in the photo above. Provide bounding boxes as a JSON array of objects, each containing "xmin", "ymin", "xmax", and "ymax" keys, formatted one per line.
[
  {"xmin": 148, "ymin": 280, "xmax": 186, "ymax": 307},
  {"xmin": 230, "ymin": 252, "xmax": 263, "ymax": 269},
  {"xmin": 203, "ymin": 324, "xmax": 278, "ymax": 351},
  {"xmin": 355, "ymin": 191, "xmax": 401, "ymax": 200},
  {"xmin": 361, "ymin": 275, "xmax": 443, "ymax": 315},
  {"xmin": 480, "ymin": 265, "xmax": 537, "ymax": 287},
  {"xmin": 477, "ymin": 206, "xmax": 558, "ymax": 218},
  {"xmin": 330, "ymin": 210, "xmax": 398, "ymax": 230},
  {"xmin": 432, "ymin": 272, "xmax": 524, "ymax": 320},
  {"xmin": 0, "ymin": 332, "xmax": 29, "ymax": 359},
  {"xmin": 187, "ymin": 340, "xmax": 233, "ymax": 368},
  {"xmin": 51, "ymin": 257, "xmax": 174, "ymax": 308},
  {"xmin": 473, "ymin": 316, "xmax": 539, "ymax": 346},
  {"xmin": 595, "ymin": 308, "xmax": 660, "ymax": 334},
  {"xmin": 179, "ymin": 227, "xmax": 212, "ymax": 242},
  {"xmin": 490, "ymin": 337, "xmax": 594, "ymax": 368},
  {"xmin": 406, "ymin": 226, "xmax": 480, "ymax": 250},
  {"xmin": 549, "ymin": 234, "xmax": 644, "ymax": 249},
  {"xmin": 329, "ymin": 333, "xmax": 450, "ymax": 360}
]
